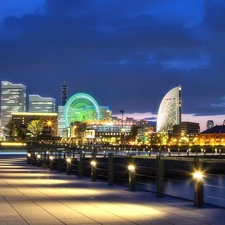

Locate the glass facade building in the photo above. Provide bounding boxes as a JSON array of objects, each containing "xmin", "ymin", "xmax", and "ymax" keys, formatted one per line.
[
  {"xmin": 29, "ymin": 95, "xmax": 55, "ymax": 113},
  {"xmin": 156, "ymin": 86, "xmax": 182, "ymax": 133},
  {"xmin": 1, "ymin": 81, "xmax": 26, "ymax": 137}
]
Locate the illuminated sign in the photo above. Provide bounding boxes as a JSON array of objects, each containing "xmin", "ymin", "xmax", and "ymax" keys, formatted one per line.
[{"xmin": 85, "ymin": 130, "xmax": 95, "ymax": 139}]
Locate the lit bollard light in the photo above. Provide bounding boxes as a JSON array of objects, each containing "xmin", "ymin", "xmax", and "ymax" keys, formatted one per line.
[
  {"xmin": 168, "ymin": 148, "xmax": 171, "ymax": 157},
  {"xmin": 128, "ymin": 164, "xmax": 136, "ymax": 191},
  {"xmin": 66, "ymin": 158, "xmax": 71, "ymax": 175},
  {"xmin": 27, "ymin": 153, "xmax": 31, "ymax": 164},
  {"xmin": 91, "ymin": 160, "xmax": 97, "ymax": 181},
  {"xmin": 193, "ymin": 171, "xmax": 204, "ymax": 207},
  {"xmin": 49, "ymin": 155, "xmax": 54, "ymax": 170},
  {"xmin": 37, "ymin": 154, "xmax": 41, "ymax": 167}
]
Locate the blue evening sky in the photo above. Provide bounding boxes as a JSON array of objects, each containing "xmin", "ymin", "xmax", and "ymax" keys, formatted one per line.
[{"xmin": 0, "ymin": 0, "xmax": 225, "ymax": 130}]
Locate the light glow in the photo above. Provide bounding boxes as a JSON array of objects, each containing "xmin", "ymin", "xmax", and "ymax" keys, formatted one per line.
[
  {"xmin": 90, "ymin": 160, "xmax": 97, "ymax": 167},
  {"xmin": 1, "ymin": 142, "xmax": 26, "ymax": 146},
  {"xmin": 128, "ymin": 164, "xmax": 135, "ymax": 171},
  {"xmin": 193, "ymin": 172, "xmax": 203, "ymax": 179},
  {"xmin": 66, "ymin": 158, "xmax": 71, "ymax": 163}
]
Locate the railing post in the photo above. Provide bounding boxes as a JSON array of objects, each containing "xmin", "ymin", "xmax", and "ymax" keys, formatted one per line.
[
  {"xmin": 78, "ymin": 153, "xmax": 83, "ymax": 178},
  {"xmin": 156, "ymin": 155, "xmax": 164, "ymax": 198},
  {"xmin": 49, "ymin": 155, "xmax": 54, "ymax": 170},
  {"xmin": 66, "ymin": 158, "xmax": 71, "ymax": 175},
  {"xmin": 108, "ymin": 153, "xmax": 114, "ymax": 186},
  {"xmin": 128, "ymin": 154, "xmax": 136, "ymax": 191},
  {"xmin": 43, "ymin": 149, "xmax": 47, "ymax": 168},
  {"xmin": 58, "ymin": 150, "xmax": 62, "ymax": 173}
]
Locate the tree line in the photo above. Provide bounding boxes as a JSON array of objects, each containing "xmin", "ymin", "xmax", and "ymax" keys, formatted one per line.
[{"xmin": 3, "ymin": 118, "xmax": 47, "ymax": 141}]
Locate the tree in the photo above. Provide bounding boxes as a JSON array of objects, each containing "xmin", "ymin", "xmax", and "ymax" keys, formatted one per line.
[
  {"xmin": 130, "ymin": 125, "xmax": 139, "ymax": 140},
  {"xmin": 17, "ymin": 125, "xmax": 27, "ymax": 140},
  {"xmin": 27, "ymin": 118, "xmax": 45, "ymax": 137},
  {"xmin": 3, "ymin": 119, "xmax": 18, "ymax": 141}
]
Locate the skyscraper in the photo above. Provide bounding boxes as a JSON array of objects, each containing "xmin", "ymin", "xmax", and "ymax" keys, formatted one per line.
[
  {"xmin": 61, "ymin": 82, "xmax": 68, "ymax": 106},
  {"xmin": 156, "ymin": 86, "xmax": 182, "ymax": 133},
  {"xmin": 29, "ymin": 95, "xmax": 56, "ymax": 113},
  {"xmin": 1, "ymin": 81, "xmax": 26, "ymax": 137}
]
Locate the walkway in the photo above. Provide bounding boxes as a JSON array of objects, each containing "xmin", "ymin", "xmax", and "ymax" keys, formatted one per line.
[{"xmin": 0, "ymin": 154, "xmax": 224, "ymax": 225}]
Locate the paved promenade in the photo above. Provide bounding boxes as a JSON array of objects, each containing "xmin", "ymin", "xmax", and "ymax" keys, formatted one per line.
[{"xmin": 0, "ymin": 154, "xmax": 225, "ymax": 225}]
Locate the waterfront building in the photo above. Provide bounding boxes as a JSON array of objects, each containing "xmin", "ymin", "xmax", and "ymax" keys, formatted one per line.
[
  {"xmin": 173, "ymin": 122, "xmax": 200, "ymax": 136},
  {"xmin": 156, "ymin": 86, "xmax": 182, "ymax": 133},
  {"xmin": 198, "ymin": 122, "xmax": 225, "ymax": 146},
  {"xmin": 207, "ymin": 120, "xmax": 214, "ymax": 130},
  {"xmin": 0, "ymin": 81, "xmax": 26, "ymax": 138},
  {"xmin": 12, "ymin": 112, "xmax": 58, "ymax": 137},
  {"xmin": 61, "ymin": 82, "xmax": 68, "ymax": 106},
  {"xmin": 171, "ymin": 121, "xmax": 200, "ymax": 145},
  {"xmin": 29, "ymin": 95, "xmax": 55, "ymax": 113},
  {"xmin": 85, "ymin": 121, "xmax": 132, "ymax": 145}
]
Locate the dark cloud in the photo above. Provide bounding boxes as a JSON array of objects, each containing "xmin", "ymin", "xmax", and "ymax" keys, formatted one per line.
[{"xmin": 0, "ymin": 0, "xmax": 225, "ymax": 118}]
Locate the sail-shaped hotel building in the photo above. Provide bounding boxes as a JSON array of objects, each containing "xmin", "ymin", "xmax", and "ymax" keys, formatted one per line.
[{"xmin": 156, "ymin": 86, "xmax": 182, "ymax": 133}]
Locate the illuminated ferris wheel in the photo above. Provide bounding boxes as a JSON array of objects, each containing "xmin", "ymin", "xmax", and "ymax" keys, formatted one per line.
[{"xmin": 63, "ymin": 93, "xmax": 102, "ymax": 128}]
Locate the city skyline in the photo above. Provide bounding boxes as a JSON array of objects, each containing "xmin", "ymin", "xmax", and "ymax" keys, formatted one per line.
[{"xmin": 1, "ymin": 1, "xmax": 225, "ymax": 131}]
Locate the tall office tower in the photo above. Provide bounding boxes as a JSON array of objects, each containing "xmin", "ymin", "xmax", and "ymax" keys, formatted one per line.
[
  {"xmin": 57, "ymin": 105, "xmax": 66, "ymax": 137},
  {"xmin": 207, "ymin": 120, "xmax": 214, "ymax": 130},
  {"xmin": 157, "ymin": 85, "xmax": 182, "ymax": 133},
  {"xmin": 61, "ymin": 82, "xmax": 68, "ymax": 106},
  {"xmin": 29, "ymin": 95, "xmax": 55, "ymax": 113},
  {"xmin": 1, "ymin": 81, "xmax": 26, "ymax": 137}
]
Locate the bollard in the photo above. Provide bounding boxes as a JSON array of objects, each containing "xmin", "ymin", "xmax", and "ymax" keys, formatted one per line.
[
  {"xmin": 156, "ymin": 155, "xmax": 164, "ymax": 198},
  {"xmin": 49, "ymin": 155, "xmax": 54, "ymax": 170},
  {"xmin": 27, "ymin": 153, "xmax": 31, "ymax": 164},
  {"xmin": 66, "ymin": 158, "xmax": 71, "ymax": 175},
  {"xmin": 128, "ymin": 164, "xmax": 136, "ymax": 191},
  {"xmin": 193, "ymin": 172, "xmax": 204, "ymax": 207},
  {"xmin": 37, "ymin": 154, "xmax": 41, "ymax": 167},
  {"xmin": 78, "ymin": 153, "xmax": 83, "ymax": 178},
  {"xmin": 128, "ymin": 154, "xmax": 136, "ymax": 191},
  {"xmin": 91, "ymin": 160, "xmax": 97, "ymax": 181},
  {"xmin": 108, "ymin": 153, "xmax": 114, "ymax": 186}
]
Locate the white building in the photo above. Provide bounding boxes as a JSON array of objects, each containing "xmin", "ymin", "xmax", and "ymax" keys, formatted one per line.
[
  {"xmin": 1, "ymin": 81, "xmax": 26, "ymax": 137},
  {"xmin": 29, "ymin": 95, "xmax": 55, "ymax": 113},
  {"xmin": 157, "ymin": 86, "xmax": 182, "ymax": 133}
]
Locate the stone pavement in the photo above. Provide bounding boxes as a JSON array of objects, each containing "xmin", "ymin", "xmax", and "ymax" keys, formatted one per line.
[{"xmin": 0, "ymin": 154, "xmax": 225, "ymax": 225}]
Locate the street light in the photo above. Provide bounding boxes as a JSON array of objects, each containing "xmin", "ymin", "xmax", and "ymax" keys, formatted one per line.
[{"xmin": 120, "ymin": 110, "xmax": 125, "ymax": 150}]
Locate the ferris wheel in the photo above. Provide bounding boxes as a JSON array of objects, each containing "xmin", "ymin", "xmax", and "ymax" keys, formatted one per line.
[{"xmin": 63, "ymin": 93, "xmax": 102, "ymax": 128}]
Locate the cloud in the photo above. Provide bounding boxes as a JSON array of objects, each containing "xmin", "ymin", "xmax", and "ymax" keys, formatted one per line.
[{"xmin": 0, "ymin": 0, "xmax": 225, "ymax": 120}]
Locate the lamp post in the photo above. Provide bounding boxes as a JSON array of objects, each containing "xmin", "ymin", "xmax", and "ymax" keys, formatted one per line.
[{"xmin": 120, "ymin": 110, "xmax": 125, "ymax": 150}]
